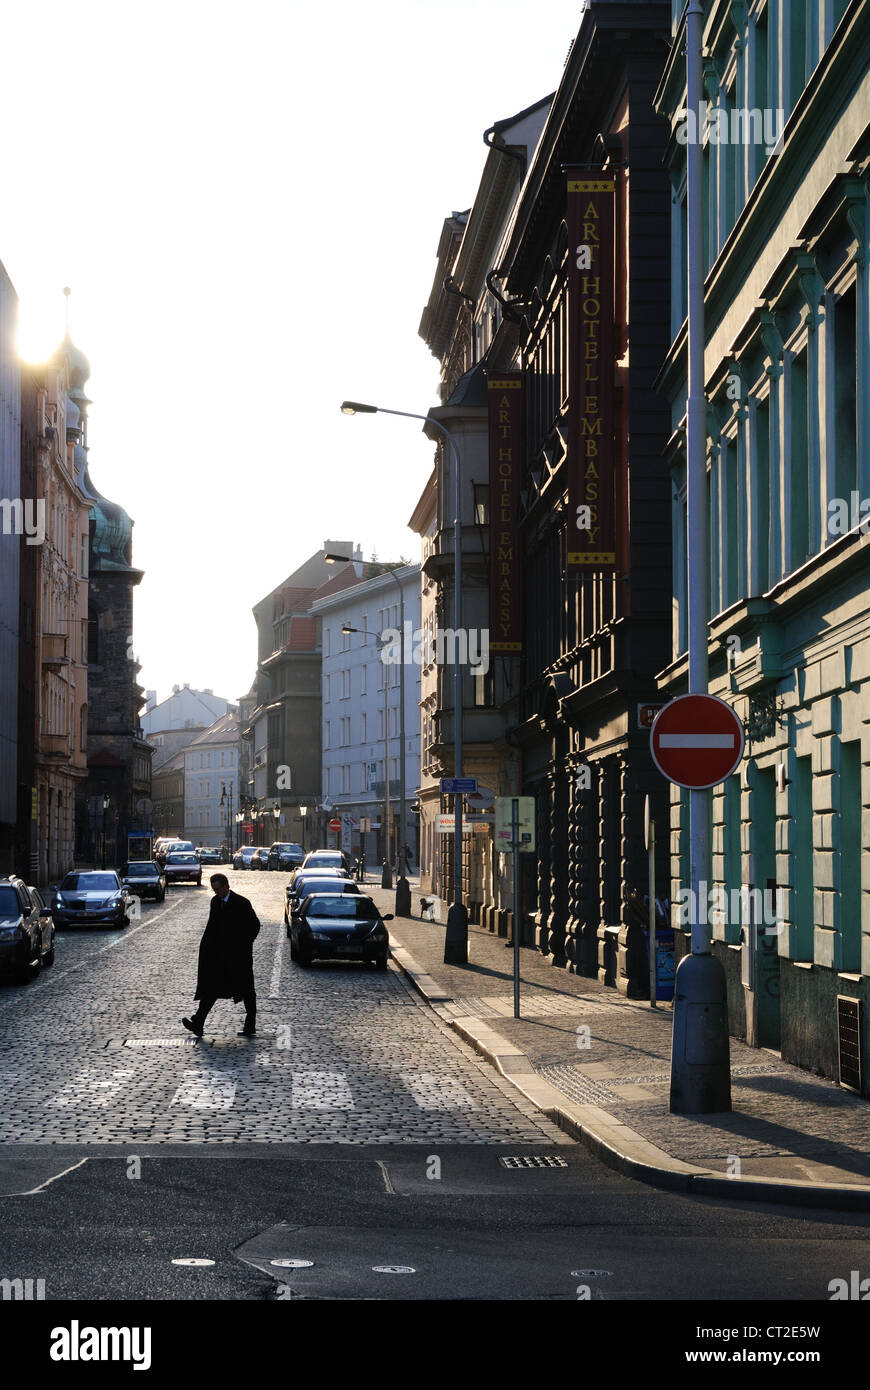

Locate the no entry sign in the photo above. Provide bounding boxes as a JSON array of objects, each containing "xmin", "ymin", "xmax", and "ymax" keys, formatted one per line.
[{"xmin": 650, "ymin": 694, "xmax": 744, "ymax": 789}]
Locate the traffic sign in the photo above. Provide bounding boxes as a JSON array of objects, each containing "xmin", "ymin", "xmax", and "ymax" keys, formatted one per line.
[
  {"xmin": 650, "ymin": 695, "xmax": 744, "ymax": 789},
  {"xmin": 329, "ymin": 818, "xmax": 341, "ymax": 832},
  {"xmin": 494, "ymin": 796, "xmax": 535, "ymax": 851},
  {"xmin": 440, "ymin": 777, "xmax": 478, "ymax": 795}
]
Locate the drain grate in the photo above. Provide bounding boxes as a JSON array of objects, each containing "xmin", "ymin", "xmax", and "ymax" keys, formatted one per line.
[
  {"xmin": 124, "ymin": 1038, "xmax": 200, "ymax": 1048},
  {"xmin": 499, "ymin": 1155, "xmax": 568, "ymax": 1169}
]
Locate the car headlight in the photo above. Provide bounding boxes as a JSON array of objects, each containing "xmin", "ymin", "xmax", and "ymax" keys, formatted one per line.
[{"xmin": 310, "ymin": 931, "xmax": 331, "ymax": 941}]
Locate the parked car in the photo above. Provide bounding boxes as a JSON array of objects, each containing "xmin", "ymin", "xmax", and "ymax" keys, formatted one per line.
[
  {"xmin": 250, "ymin": 847, "xmax": 270, "ymax": 870},
  {"xmin": 52, "ymin": 871, "xmax": 133, "ymax": 930},
  {"xmin": 232, "ymin": 846, "xmax": 258, "ymax": 870},
  {"xmin": 288, "ymin": 892, "xmax": 392, "ymax": 969},
  {"xmin": 267, "ymin": 842, "xmax": 304, "ymax": 872},
  {"xmin": 300, "ymin": 849, "xmax": 354, "ymax": 874},
  {"xmin": 0, "ymin": 878, "xmax": 55, "ymax": 980},
  {"xmin": 197, "ymin": 847, "xmax": 222, "ymax": 866},
  {"xmin": 122, "ymin": 861, "xmax": 166, "ymax": 903},
  {"xmin": 283, "ymin": 873, "xmax": 360, "ymax": 928},
  {"xmin": 287, "ymin": 860, "xmax": 351, "ymax": 893},
  {"xmin": 163, "ymin": 852, "xmax": 203, "ymax": 887}
]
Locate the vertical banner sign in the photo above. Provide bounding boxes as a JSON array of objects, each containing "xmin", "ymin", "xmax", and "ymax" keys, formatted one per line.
[
  {"xmin": 566, "ymin": 170, "xmax": 617, "ymax": 570},
  {"xmin": 488, "ymin": 373, "xmax": 523, "ymax": 651}
]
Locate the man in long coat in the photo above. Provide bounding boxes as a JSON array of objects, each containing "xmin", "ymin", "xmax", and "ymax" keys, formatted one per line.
[{"xmin": 182, "ymin": 873, "xmax": 260, "ymax": 1037}]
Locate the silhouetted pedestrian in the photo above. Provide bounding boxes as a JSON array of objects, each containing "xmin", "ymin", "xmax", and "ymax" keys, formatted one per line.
[{"xmin": 182, "ymin": 873, "xmax": 260, "ymax": 1037}]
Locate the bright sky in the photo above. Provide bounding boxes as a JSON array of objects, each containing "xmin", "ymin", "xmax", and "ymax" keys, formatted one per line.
[{"xmin": 0, "ymin": 0, "xmax": 583, "ymax": 707}]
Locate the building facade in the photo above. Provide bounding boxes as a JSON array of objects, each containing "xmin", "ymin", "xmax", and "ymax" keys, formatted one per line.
[
  {"xmin": 182, "ymin": 712, "xmax": 239, "ymax": 847},
  {"xmin": 656, "ymin": 0, "xmax": 870, "ymax": 1087},
  {"xmin": 0, "ymin": 260, "xmax": 21, "ymax": 874},
  {"xmin": 312, "ymin": 564, "xmax": 421, "ymax": 867}
]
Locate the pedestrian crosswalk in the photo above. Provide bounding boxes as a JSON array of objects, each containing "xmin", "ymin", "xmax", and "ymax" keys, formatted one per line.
[{"xmin": 38, "ymin": 1062, "xmax": 485, "ymax": 1116}]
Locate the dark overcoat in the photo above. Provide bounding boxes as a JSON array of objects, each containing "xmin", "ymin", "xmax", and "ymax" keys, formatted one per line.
[{"xmin": 194, "ymin": 890, "xmax": 260, "ymax": 1002}]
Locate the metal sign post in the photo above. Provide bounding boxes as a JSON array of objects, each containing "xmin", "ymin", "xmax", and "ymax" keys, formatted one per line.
[
  {"xmin": 512, "ymin": 797, "xmax": 520, "ymax": 1019},
  {"xmin": 646, "ymin": 796, "xmax": 657, "ymax": 1010}
]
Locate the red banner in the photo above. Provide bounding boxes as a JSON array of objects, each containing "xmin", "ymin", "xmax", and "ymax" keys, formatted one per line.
[
  {"xmin": 487, "ymin": 374, "xmax": 523, "ymax": 652},
  {"xmin": 566, "ymin": 172, "xmax": 617, "ymax": 570}
]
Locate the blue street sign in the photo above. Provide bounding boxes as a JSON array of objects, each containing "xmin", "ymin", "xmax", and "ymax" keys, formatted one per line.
[{"xmin": 440, "ymin": 778, "xmax": 478, "ymax": 795}]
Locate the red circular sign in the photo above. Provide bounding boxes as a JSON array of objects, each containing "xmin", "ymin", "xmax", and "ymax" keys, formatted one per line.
[
  {"xmin": 329, "ymin": 818, "xmax": 341, "ymax": 831},
  {"xmin": 650, "ymin": 694, "xmax": 745, "ymax": 789}
]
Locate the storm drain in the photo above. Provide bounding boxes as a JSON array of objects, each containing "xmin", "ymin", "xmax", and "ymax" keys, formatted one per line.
[
  {"xmin": 499, "ymin": 1155, "xmax": 568, "ymax": 1170},
  {"xmin": 124, "ymin": 1038, "xmax": 200, "ymax": 1048}
]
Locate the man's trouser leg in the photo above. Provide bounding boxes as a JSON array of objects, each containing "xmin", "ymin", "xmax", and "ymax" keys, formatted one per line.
[
  {"xmin": 193, "ymin": 995, "xmax": 216, "ymax": 1026},
  {"xmin": 243, "ymin": 991, "xmax": 256, "ymax": 1031}
]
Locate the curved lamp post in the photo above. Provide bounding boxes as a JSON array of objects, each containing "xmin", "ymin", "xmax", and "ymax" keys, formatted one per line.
[{"xmin": 340, "ymin": 401, "xmax": 467, "ymax": 961}]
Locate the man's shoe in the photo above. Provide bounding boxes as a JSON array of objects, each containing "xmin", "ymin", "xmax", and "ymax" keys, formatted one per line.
[
  {"xmin": 238, "ymin": 1026, "xmax": 255, "ymax": 1037},
  {"xmin": 182, "ymin": 1017, "xmax": 204, "ymax": 1037}
]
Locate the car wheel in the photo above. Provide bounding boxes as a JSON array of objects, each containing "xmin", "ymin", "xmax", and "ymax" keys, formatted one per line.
[
  {"xmin": 159, "ymin": 891, "xmax": 165, "ymax": 902},
  {"xmin": 43, "ymin": 941, "xmax": 55, "ymax": 966},
  {"xmin": 376, "ymin": 953, "xmax": 388, "ymax": 971},
  {"xmin": 297, "ymin": 945, "xmax": 312, "ymax": 967},
  {"xmin": 19, "ymin": 956, "xmax": 40, "ymax": 984},
  {"xmin": 289, "ymin": 934, "xmax": 298, "ymax": 958}
]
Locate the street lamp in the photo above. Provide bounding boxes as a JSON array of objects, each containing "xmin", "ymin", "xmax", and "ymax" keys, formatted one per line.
[
  {"xmin": 220, "ymin": 781, "xmax": 234, "ymax": 854},
  {"xmin": 299, "ymin": 805, "xmax": 307, "ymax": 852},
  {"xmin": 342, "ymin": 622, "xmax": 395, "ymax": 893},
  {"xmin": 340, "ymin": 402, "xmax": 466, "ymax": 962}
]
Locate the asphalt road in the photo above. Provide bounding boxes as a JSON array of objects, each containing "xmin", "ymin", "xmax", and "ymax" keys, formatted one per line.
[{"xmin": 1, "ymin": 869, "xmax": 868, "ymax": 1304}]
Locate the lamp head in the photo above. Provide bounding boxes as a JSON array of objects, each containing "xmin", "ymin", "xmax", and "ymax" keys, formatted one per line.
[
  {"xmin": 324, "ymin": 552, "xmax": 352, "ymax": 565},
  {"xmin": 340, "ymin": 401, "xmax": 377, "ymax": 415}
]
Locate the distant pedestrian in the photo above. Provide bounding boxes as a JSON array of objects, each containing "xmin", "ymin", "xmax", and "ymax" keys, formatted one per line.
[{"xmin": 182, "ymin": 873, "xmax": 260, "ymax": 1038}]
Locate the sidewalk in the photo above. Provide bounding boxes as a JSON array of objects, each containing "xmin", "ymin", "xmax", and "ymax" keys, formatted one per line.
[{"xmin": 365, "ymin": 881, "xmax": 870, "ymax": 1209}]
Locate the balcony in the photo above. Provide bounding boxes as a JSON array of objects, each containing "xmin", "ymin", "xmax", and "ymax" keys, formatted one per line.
[
  {"xmin": 42, "ymin": 633, "xmax": 69, "ymax": 668},
  {"xmin": 41, "ymin": 733, "xmax": 70, "ymax": 758}
]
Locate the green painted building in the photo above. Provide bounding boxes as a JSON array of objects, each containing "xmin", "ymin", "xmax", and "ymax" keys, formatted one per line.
[{"xmin": 655, "ymin": 0, "xmax": 870, "ymax": 1090}]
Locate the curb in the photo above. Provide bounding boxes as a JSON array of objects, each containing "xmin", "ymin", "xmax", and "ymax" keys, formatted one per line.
[{"xmin": 389, "ymin": 941, "xmax": 870, "ymax": 1212}]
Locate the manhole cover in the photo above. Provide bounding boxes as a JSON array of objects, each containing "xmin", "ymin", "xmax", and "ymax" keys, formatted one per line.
[
  {"xmin": 172, "ymin": 1258, "xmax": 215, "ymax": 1267},
  {"xmin": 371, "ymin": 1265, "xmax": 416, "ymax": 1274},
  {"xmin": 499, "ymin": 1155, "xmax": 568, "ymax": 1169},
  {"xmin": 571, "ymin": 1269, "xmax": 612, "ymax": 1278},
  {"xmin": 270, "ymin": 1259, "xmax": 314, "ymax": 1269}
]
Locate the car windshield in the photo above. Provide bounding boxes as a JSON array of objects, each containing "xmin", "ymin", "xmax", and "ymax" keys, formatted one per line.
[
  {"xmin": 304, "ymin": 897, "xmax": 378, "ymax": 920},
  {"xmin": 60, "ymin": 873, "xmax": 119, "ymax": 891},
  {"xmin": 239, "ymin": 848, "xmax": 256, "ymax": 858},
  {"xmin": 0, "ymin": 886, "xmax": 22, "ymax": 918},
  {"xmin": 125, "ymin": 863, "xmax": 158, "ymax": 876},
  {"xmin": 305, "ymin": 853, "xmax": 342, "ymax": 865},
  {"xmin": 167, "ymin": 854, "xmax": 197, "ymax": 864}
]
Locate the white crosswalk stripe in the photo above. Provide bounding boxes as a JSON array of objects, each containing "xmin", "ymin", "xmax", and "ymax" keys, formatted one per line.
[
  {"xmin": 45, "ymin": 1069, "xmax": 134, "ymax": 1110},
  {"xmin": 401, "ymin": 1072, "xmax": 478, "ymax": 1110},
  {"xmin": 170, "ymin": 1070, "xmax": 237, "ymax": 1110},
  {"xmin": 291, "ymin": 1070, "xmax": 354, "ymax": 1110}
]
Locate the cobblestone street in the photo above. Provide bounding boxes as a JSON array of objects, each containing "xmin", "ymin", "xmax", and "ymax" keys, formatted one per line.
[{"xmin": 0, "ymin": 872, "xmax": 565, "ymax": 1146}]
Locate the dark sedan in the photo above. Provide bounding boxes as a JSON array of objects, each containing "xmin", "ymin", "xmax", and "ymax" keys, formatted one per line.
[
  {"xmin": 0, "ymin": 878, "xmax": 55, "ymax": 980},
  {"xmin": 283, "ymin": 873, "xmax": 360, "ymax": 929},
  {"xmin": 250, "ymin": 848, "xmax": 270, "ymax": 870},
  {"xmin": 267, "ymin": 842, "xmax": 304, "ymax": 872},
  {"xmin": 122, "ymin": 861, "xmax": 166, "ymax": 902},
  {"xmin": 52, "ymin": 871, "xmax": 133, "ymax": 929},
  {"xmin": 163, "ymin": 852, "xmax": 202, "ymax": 887},
  {"xmin": 197, "ymin": 847, "xmax": 222, "ymax": 867},
  {"xmin": 232, "ymin": 846, "xmax": 257, "ymax": 870},
  {"xmin": 288, "ymin": 892, "xmax": 392, "ymax": 969}
]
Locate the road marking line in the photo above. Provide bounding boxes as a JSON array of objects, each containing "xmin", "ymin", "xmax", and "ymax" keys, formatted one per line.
[
  {"xmin": 376, "ymin": 1159, "xmax": 396, "ymax": 1195},
  {"xmin": 269, "ymin": 927, "xmax": 285, "ymax": 998},
  {"xmin": 6, "ymin": 1157, "xmax": 90, "ymax": 1196},
  {"xmin": 401, "ymin": 1072, "xmax": 478, "ymax": 1110},
  {"xmin": 170, "ymin": 1070, "xmax": 237, "ymax": 1110},
  {"xmin": 290, "ymin": 1070, "xmax": 354, "ymax": 1110},
  {"xmin": 45, "ymin": 1069, "xmax": 135, "ymax": 1110}
]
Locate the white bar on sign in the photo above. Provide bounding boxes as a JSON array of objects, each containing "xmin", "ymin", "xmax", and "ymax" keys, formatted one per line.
[{"xmin": 658, "ymin": 734, "xmax": 734, "ymax": 748}]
